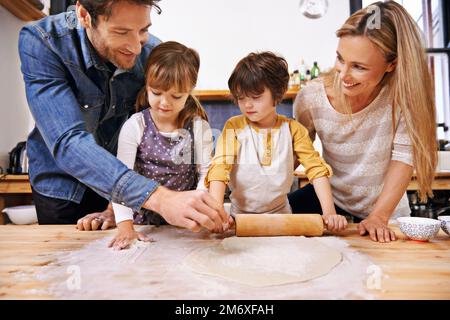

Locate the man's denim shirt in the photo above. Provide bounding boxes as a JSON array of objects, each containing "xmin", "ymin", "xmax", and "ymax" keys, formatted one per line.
[{"xmin": 18, "ymin": 11, "xmax": 161, "ymax": 211}]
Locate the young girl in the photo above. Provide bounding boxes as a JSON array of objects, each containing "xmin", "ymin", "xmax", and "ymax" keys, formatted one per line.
[
  {"xmin": 109, "ymin": 41, "xmax": 216, "ymax": 250},
  {"xmin": 206, "ymin": 52, "xmax": 348, "ymax": 232}
]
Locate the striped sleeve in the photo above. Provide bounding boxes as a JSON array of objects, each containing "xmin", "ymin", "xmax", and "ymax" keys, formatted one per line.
[
  {"xmin": 294, "ymin": 88, "xmax": 317, "ymax": 142},
  {"xmin": 392, "ymin": 114, "xmax": 413, "ymax": 166},
  {"xmin": 193, "ymin": 117, "xmax": 213, "ymax": 190}
]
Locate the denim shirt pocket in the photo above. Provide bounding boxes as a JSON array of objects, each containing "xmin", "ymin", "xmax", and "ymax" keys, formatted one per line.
[{"xmin": 78, "ymin": 95, "xmax": 104, "ymax": 133}]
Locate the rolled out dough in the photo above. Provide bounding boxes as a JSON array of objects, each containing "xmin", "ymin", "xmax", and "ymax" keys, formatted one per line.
[{"xmin": 183, "ymin": 236, "xmax": 343, "ymax": 287}]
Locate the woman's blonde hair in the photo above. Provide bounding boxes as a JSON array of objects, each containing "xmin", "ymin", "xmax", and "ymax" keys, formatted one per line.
[
  {"xmin": 322, "ymin": 1, "xmax": 437, "ymax": 202},
  {"xmin": 135, "ymin": 41, "xmax": 208, "ymax": 128}
]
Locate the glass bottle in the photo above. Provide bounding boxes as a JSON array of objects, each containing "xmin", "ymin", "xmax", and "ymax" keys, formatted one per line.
[
  {"xmin": 311, "ymin": 61, "xmax": 320, "ymax": 79},
  {"xmin": 305, "ymin": 69, "xmax": 312, "ymax": 81}
]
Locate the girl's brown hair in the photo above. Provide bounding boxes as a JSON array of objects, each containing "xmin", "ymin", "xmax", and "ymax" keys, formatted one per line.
[
  {"xmin": 135, "ymin": 41, "xmax": 208, "ymax": 128},
  {"xmin": 322, "ymin": 1, "xmax": 437, "ymax": 202}
]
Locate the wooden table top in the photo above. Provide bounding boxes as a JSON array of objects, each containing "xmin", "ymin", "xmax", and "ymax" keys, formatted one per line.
[{"xmin": 0, "ymin": 224, "xmax": 449, "ymax": 300}]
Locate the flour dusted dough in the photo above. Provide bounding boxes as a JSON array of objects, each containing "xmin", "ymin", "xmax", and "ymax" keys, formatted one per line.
[{"xmin": 183, "ymin": 236, "xmax": 342, "ymax": 287}]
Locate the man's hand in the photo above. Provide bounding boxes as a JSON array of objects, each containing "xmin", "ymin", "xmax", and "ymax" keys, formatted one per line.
[
  {"xmin": 144, "ymin": 187, "xmax": 228, "ymax": 233},
  {"xmin": 76, "ymin": 204, "xmax": 116, "ymax": 231},
  {"xmin": 358, "ymin": 214, "xmax": 396, "ymax": 242}
]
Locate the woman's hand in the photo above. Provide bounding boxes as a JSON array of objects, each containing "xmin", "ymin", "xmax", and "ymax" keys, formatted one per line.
[
  {"xmin": 359, "ymin": 161, "xmax": 410, "ymax": 242},
  {"xmin": 108, "ymin": 220, "xmax": 153, "ymax": 250},
  {"xmin": 358, "ymin": 214, "xmax": 396, "ymax": 242},
  {"xmin": 76, "ymin": 204, "xmax": 116, "ymax": 231},
  {"xmin": 322, "ymin": 214, "xmax": 348, "ymax": 232}
]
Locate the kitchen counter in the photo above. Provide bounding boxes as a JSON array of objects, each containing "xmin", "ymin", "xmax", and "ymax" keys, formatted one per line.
[
  {"xmin": 0, "ymin": 0, "xmax": 46, "ymax": 21},
  {"xmin": 295, "ymin": 171, "xmax": 450, "ymax": 190},
  {"xmin": 0, "ymin": 175, "xmax": 33, "ymax": 224},
  {"xmin": 0, "ymin": 224, "xmax": 449, "ymax": 299},
  {"xmin": 2, "ymin": 172, "xmax": 450, "ymax": 222}
]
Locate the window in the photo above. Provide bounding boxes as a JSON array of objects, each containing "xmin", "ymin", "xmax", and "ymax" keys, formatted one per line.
[{"xmin": 351, "ymin": 0, "xmax": 450, "ymax": 141}]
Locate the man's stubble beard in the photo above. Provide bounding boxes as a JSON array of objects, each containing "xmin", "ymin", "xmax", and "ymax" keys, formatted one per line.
[{"xmin": 90, "ymin": 30, "xmax": 136, "ymax": 70}]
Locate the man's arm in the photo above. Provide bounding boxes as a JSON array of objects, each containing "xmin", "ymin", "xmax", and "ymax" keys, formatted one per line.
[
  {"xmin": 19, "ymin": 26, "xmax": 227, "ymax": 233},
  {"xmin": 19, "ymin": 26, "xmax": 158, "ymax": 212}
]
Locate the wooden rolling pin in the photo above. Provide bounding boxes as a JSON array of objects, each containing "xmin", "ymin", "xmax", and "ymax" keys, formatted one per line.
[{"xmin": 235, "ymin": 214, "xmax": 324, "ymax": 237}]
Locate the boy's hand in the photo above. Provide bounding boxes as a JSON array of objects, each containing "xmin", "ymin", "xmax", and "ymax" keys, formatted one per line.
[
  {"xmin": 228, "ymin": 215, "xmax": 235, "ymax": 228},
  {"xmin": 108, "ymin": 220, "xmax": 153, "ymax": 250},
  {"xmin": 221, "ymin": 214, "xmax": 235, "ymax": 232},
  {"xmin": 322, "ymin": 214, "xmax": 348, "ymax": 232}
]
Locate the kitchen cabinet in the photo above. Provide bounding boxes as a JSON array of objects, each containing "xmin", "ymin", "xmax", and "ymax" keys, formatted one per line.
[
  {"xmin": 0, "ymin": 0, "xmax": 46, "ymax": 21},
  {"xmin": 295, "ymin": 171, "xmax": 450, "ymax": 191},
  {"xmin": 0, "ymin": 175, "xmax": 32, "ymax": 224},
  {"xmin": 193, "ymin": 89, "xmax": 299, "ymax": 101}
]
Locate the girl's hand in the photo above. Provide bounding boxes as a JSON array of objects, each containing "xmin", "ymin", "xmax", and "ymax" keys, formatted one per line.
[
  {"xmin": 323, "ymin": 214, "xmax": 348, "ymax": 232},
  {"xmin": 108, "ymin": 221, "xmax": 153, "ymax": 250}
]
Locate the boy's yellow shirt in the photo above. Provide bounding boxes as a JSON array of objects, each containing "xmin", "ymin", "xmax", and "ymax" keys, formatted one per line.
[{"xmin": 205, "ymin": 114, "xmax": 332, "ymax": 187}]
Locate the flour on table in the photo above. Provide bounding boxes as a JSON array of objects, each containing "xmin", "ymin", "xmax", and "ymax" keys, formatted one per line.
[
  {"xmin": 183, "ymin": 236, "xmax": 342, "ymax": 287},
  {"xmin": 29, "ymin": 226, "xmax": 375, "ymax": 299},
  {"xmin": 110, "ymin": 240, "xmax": 152, "ymax": 264}
]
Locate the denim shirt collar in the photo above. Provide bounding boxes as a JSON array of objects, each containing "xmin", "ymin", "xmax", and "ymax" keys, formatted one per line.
[{"xmin": 76, "ymin": 23, "xmax": 108, "ymax": 72}]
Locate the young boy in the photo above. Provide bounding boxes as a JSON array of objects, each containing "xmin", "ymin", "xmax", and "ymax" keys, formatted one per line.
[{"xmin": 206, "ymin": 52, "xmax": 348, "ymax": 232}]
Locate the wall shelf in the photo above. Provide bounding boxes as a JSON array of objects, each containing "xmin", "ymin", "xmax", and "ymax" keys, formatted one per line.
[
  {"xmin": 0, "ymin": 0, "xmax": 46, "ymax": 21},
  {"xmin": 193, "ymin": 88, "xmax": 300, "ymax": 101}
]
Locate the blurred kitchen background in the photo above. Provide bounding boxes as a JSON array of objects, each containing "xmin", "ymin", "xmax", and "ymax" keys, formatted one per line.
[{"xmin": 0, "ymin": 0, "xmax": 449, "ymax": 218}]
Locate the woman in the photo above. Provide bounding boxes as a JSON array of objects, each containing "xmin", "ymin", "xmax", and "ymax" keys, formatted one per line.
[{"xmin": 289, "ymin": 1, "xmax": 437, "ymax": 242}]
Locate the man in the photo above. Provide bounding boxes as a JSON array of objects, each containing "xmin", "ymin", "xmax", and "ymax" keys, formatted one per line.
[{"xmin": 18, "ymin": 0, "xmax": 228, "ymax": 233}]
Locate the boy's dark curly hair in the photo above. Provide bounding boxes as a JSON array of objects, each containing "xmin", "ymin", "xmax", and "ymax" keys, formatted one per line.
[{"xmin": 228, "ymin": 51, "xmax": 289, "ymax": 105}]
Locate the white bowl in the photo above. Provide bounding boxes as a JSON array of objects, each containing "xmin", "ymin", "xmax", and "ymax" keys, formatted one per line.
[
  {"xmin": 438, "ymin": 216, "xmax": 450, "ymax": 236},
  {"xmin": 397, "ymin": 217, "xmax": 441, "ymax": 241},
  {"xmin": 2, "ymin": 205, "xmax": 38, "ymax": 225}
]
